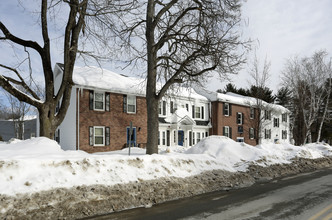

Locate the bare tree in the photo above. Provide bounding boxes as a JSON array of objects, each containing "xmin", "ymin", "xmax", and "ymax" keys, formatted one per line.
[
  {"xmin": 316, "ymin": 59, "xmax": 332, "ymax": 142},
  {"xmin": 0, "ymin": 0, "xmax": 90, "ymax": 139},
  {"xmin": 0, "ymin": 1, "xmax": 133, "ymax": 139},
  {"xmin": 113, "ymin": 0, "xmax": 250, "ymax": 154},
  {"xmin": 282, "ymin": 51, "xmax": 331, "ymax": 144},
  {"xmin": 247, "ymin": 54, "xmax": 271, "ymax": 144}
]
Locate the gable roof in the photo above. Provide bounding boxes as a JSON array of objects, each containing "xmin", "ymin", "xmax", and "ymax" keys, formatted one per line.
[
  {"xmin": 71, "ymin": 65, "xmax": 208, "ymax": 101},
  {"xmin": 195, "ymin": 88, "xmax": 289, "ymax": 113},
  {"xmin": 73, "ymin": 66, "xmax": 146, "ymax": 96}
]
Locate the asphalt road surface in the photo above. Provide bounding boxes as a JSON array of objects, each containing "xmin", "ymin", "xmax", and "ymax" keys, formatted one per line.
[{"xmin": 86, "ymin": 168, "xmax": 332, "ymax": 220}]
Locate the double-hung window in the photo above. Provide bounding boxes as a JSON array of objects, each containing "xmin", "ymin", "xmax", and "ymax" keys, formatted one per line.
[
  {"xmin": 237, "ymin": 112, "xmax": 243, "ymax": 125},
  {"xmin": 90, "ymin": 90, "xmax": 109, "ymax": 111},
  {"xmin": 127, "ymin": 95, "xmax": 136, "ymax": 113},
  {"xmin": 89, "ymin": 126, "xmax": 110, "ymax": 146},
  {"xmin": 250, "ymin": 108, "xmax": 255, "ymax": 119},
  {"xmin": 223, "ymin": 126, "xmax": 231, "ymax": 138},
  {"xmin": 249, "ymin": 128, "xmax": 255, "ymax": 139},
  {"xmin": 224, "ymin": 103, "xmax": 230, "ymax": 116},
  {"xmin": 159, "ymin": 101, "xmax": 166, "ymax": 116},
  {"xmin": 282, "ymin": 113, "xmax": 288, "ymax": 122},
  {"xmin": 264, "ymin": 110, "xmax": 271, "ymax": 120},
  {"xmin": 196, "ymin": 132, "xmax": 201, "ymax": 143},
  {"xmin": 264, "ymin": 129, "xmax": 271, "ymax": 139},
  {"xmin": 195, "ymin": 106, "xmax": 201, "ymax": 118},
  {"xmin": 94, "ymin": 92, "xmax": 104, "ymax": 110},
  {"xmin": 274, "ymin": 118, "xmax": 280, "ymax": 127},
  {"xmin": 94, "ymin": 126, "xmax": 105, "ymax": 146}
]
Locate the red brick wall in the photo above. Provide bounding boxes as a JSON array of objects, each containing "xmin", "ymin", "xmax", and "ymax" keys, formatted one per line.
[
  {"xmin": 210, "ymin": 101, "xmax": 258, "ymax": 146},
  {"xmin": 78, "ymin": 89, "xmax": 147, "ymax": 153}
]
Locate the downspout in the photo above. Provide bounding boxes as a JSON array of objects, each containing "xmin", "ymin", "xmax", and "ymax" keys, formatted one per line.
[{"xmin": 77, "ymin": 88, "xmax": 80, "ymax": 150}]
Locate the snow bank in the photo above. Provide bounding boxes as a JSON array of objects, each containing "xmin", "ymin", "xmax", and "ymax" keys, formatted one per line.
[{"xmin": 0, "ymin": 136, "xmax": 331, "ymax": 196}]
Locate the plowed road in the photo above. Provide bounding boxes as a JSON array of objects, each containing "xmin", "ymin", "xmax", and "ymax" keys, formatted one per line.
[{"xmin": 86, "ymin": 168, "xmax": 332, "ymax": 220}]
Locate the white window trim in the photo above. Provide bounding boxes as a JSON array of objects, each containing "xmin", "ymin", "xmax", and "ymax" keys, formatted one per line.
[
  {"xmin": 236, "ymin": 137, "xmax": 244, "ymax": 142},
  {"xmin": 159, "ymin": 100, "xmax": 166, "ymax": 116},
  {"xmin": 224, "ymin": 103, "xmax": 230, "ymax": 116},
  {"xmin": 196, "ymin": 132, "xmax": 201, "ymax": 143},
  {"xmin": 195, "ymin": 106, "xmax": 201, "ymax": 119},
  {"xmin": 94, "ymin": 91, "xmax": 105, "ymax": 111},
  {"xmin": 237, "ymin": 112, "xmax": 243, "ymax": 125},
  {"xmin": 127, "ymin": 95, "xmax": 136, "ymax": 114},
  {"xmin": 94, "ymin": 126, "xmax": 105, "ymax": 146},
  {"xmin": 224, "ymin": 126, "xmax": 230, "ymax": 138},
  {"xmin": 249, "ymin": 128, "xmax": 254, "ymax": 139},
  {"xmin": 250, "ymin": 108, "xmax": 254, "ymax": 119}
]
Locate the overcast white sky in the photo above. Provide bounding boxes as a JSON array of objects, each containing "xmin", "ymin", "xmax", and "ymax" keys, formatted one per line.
[
  {"xmin": 1, "ymin": 0, "xmax": 332, "ymax": 99},
  {"xmin": 207, "ymin": 0, "xmax": 332, "ymax": 92}
]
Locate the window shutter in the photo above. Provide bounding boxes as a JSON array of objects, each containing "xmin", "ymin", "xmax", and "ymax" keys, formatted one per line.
[
  {"xmin": 105, "ymin": 93, "xmax": 110, "ymax": 112},
  {"xmin": 223, "ymin": 103, "xmax": 225, "ymax": 115},
  {"xmin": 170, "ymin": 101, "xmax": 174, "ymax": 114},
  {"xmin": 201, "ymin": 106, "xmax": 204, "ymax": 119},
  {"xmin": 236, "ymin": 112, "xmax": 239, "ymax": 124},
  {"xmin": 123, "ymin": 95, "xmax": 127, "ymax": 113},
  {"xmin": 223, "ymin": 127, "xmax": 225, "ymax": 136},
  {"xmin": 105, "ymin": 127, "xmax": 110, "ymax": 146},
  {"xmin": 58, "ymin": 129, "xmax": 60, "ymax": 143},
  {"xmin": 229, "ymin": 104, "xmax": 232, "ymax": 116},
  {"xmin": 229, "ymin": 127, "xmax": 232, "ymax": 139},
  {"xmin": 163, "ymin": 101, "xmax": 166, "ymax": 116},
  {"xmin": 186, "ymin": 104, "xmax": 189, "ymax": 112},
  {"xmin": 89, "ymin": 126, "xmax": 94, "ymax": 146},
  {"xmin": 189, "ymin": 131, "xmax": 192, "ymax": 146},
  {"xmin": 242, "ymin": 113, "xmax": 244, "ymax": 124},
  {"xmin": 89, "ymin": 90, "xmax": 94, "ymax": 110},
  {"xmin": 253, "ymin": 108, "xmax": 256, "ymax": 119},
  {"xmin": 192, "ymin": 105, "xmax": 195, "ymax": 118},
  {"xmin": 135, "ymin": 96, "xmax": 137, "ymax": 113}
]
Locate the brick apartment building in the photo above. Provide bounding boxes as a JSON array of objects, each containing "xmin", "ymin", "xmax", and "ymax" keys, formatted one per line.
[
  {"xmin": 195, "ymin": 89, "xmax": 290, "ymax": 146},
  {"xmin": 54, "ymin": 64, "xmax": 290, "ymax": 153},
  {"xmin": 210, "ymin": 101, "xmax": 258, "ymax": 145},
  {"xmin": 54, "ymin": 64, "xmax": 210, "ymax": 153},
  {"xmin": 77, "ymin": 89, "xmax": 148, "ymax": 153}
]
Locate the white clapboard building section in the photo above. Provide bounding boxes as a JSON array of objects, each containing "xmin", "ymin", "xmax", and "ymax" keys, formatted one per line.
[
  {"xmin": 260, "ymin": 103, "xmax": 291, "ymax": 144},
  {"xmin": 158, "ymin": 88, "xmax": 211, "ymax": 148}
]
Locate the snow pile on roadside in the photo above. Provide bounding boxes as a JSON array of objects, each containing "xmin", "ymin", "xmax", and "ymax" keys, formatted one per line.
[{"xmin": 0, "ymin": 136, "xmax": 331, "ymax": 196}]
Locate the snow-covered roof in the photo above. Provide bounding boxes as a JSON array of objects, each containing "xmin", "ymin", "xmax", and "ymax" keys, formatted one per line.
[
  {"xmin": 71, "ymin": 65, "xmax": 208, "ymax": 101},
  {"xmin": 195, "ymin": 88, "xmax": 289, "ymax": 113},
  {"xmin": 2, "ymin": 115, "xmax": 37, "ymax": 122},
  {"xmin": 73, "ymin": 66, "xmax": 146, "ymax": 96}
]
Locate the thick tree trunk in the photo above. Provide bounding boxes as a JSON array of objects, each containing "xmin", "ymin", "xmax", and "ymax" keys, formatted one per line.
[
  {"xmin": 145, "ymin": 0, "xmax": 159, "ymax": 154},
  {"xmin": 146, "ymin": 95, "xmax": 159, "ymax": 154},
  {"xmin": 38, "ymin": 106, "xmax": 56, "ymax": 139}
]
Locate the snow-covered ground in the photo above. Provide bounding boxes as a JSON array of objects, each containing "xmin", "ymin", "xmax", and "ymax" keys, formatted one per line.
[{"xmin": 0, "ymin": 136, "xmax": 331, "ymax": 196}]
